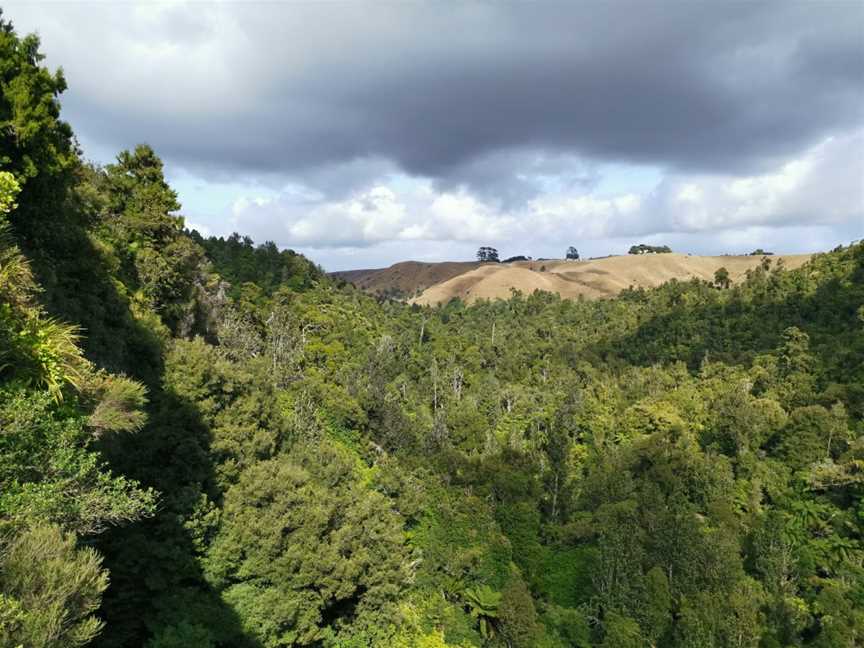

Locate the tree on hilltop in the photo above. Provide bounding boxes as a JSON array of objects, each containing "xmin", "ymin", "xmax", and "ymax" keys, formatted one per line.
[
  {"xmin": 629, "ymin": 243, "xmax": 672, "ymax": 255},
  {"xmin": 477, "ymin": 246, "xmax": 500, "ymax": 263}
]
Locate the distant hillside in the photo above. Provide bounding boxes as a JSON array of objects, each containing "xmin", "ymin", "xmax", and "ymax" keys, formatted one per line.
[
  {"xmin": 332, "ymin": 254, "xmax": 813, "ymax": 305},
  {"xmin": 331, "ymin": 260, "xmax": 480, "ymax": 298},
  {"xmin": 410, "ymin": 253, "xmax": 813, "ymax": 305}
]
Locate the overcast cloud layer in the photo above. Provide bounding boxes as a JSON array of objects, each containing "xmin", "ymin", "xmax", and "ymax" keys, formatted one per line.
[{"xmin": 5, "ymin": 1, "xmax": 863, "ymax": 270}]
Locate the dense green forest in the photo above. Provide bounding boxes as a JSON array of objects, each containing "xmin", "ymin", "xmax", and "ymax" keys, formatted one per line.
[{"xmin": 1, "ymin": 17, "xmax": 863, "ymax": 648}]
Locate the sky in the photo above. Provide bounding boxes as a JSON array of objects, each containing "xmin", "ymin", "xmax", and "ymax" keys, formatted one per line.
[{"xmin": 5, "ymin": 1, "xmax": 864, "ymax": 271}]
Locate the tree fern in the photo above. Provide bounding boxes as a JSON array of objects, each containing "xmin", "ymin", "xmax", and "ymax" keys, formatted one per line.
[{"xmin": 463, "ymin": 585, "xmax": 501, "ymax": 639}]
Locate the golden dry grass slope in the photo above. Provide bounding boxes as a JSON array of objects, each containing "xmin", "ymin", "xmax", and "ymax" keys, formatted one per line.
[
  {"xmin": 409, "ymin": 253, "xmax": 812, "ymax": 306},
  {"xmin": 331, "ymin": 260, "xmax": 480, "ymax": 298}
]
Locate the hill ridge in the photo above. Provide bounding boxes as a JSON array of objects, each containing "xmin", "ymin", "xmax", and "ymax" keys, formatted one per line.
[{"xmin": 333, "ymin": 253, "xmax": 813, "ymax": 305}]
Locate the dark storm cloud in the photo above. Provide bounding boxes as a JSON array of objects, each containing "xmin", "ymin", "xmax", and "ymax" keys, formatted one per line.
[
  {"xmin": 346, "ymin": 2, "xmax": 864, "ymax": 179},
  {"xmin": 429, "ymin": 149, "xmax": 601, "ymax": 208},
  {"xmin": 9, "ymin": 0, "xmax": 864, "ymax": 197}
]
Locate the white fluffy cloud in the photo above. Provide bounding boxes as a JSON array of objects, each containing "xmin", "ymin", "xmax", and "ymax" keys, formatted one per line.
[
  {"xmin": 224, "ymin": 130, "xmax": 862, "ymax": 267},
  {"xmin": 643, "ymin": 131, "xmax": 864, "ymax": 234}
]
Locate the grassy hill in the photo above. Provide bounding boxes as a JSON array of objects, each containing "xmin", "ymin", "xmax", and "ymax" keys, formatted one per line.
[
  {"xmin": 331, "ymin": 260, "xmax": 480, "ymax": 299},
  {"xmin": 334, "ymin": 253, "xmax": 813, "ymax": 305}
]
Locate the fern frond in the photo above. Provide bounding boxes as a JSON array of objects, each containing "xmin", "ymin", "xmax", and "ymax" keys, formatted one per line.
[
  {"xmin": 80, "ymin": 370, "xmax": 148, "ymax": 435},
  {"xmin": 22, "ymin": 317, "xmax": 87, "ymax": 402},
  {"xmin": 0, "ymin": 225, "xmax": 38, "ymax": 306}
]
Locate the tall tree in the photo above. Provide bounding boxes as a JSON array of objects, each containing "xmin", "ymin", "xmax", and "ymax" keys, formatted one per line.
[
  {"xmin": 0, "ymin": 12, "xmax": 77, "ymax": 252},
  {"xmin": 477, "ymin": 246, "xmax": 500, "ymax": 263}
]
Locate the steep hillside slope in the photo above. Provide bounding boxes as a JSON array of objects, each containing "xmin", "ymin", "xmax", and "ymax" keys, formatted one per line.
[{"xmin": 411, "ymin": 253, "xmax": 812, "ymax": 305}]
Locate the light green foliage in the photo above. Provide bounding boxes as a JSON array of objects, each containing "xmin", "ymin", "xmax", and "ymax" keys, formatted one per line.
[
  {"xmin": 163, "ymin": 336, "xmax": 285, "ymax": 487},
  {"xmin": 205, "ymin": 442, "xmax": 409, "ymax": 646},
  {"xmin": 0, "ymin": 229, "xmax": 32, "ymax": 307},
  {"xmin": 0, "ymin": 191, "xmax": 87, "ymax": 401},
  {"xmin": 677, "ymin": 578, "xmax": 766, "ymax": 648},
  {"xmin": 0, "ymin": 524, "xmax": 108, "ymax": 648},
  {"xmin": 0, "ymin": 388, "xmax": 156, "ymax": 535},
  {"xmin": 703, "ymin": 371, "xmax": 787, "ymax": 457},
  {"xmin": 0, "ymin": 304, "xmax": 85, "ymax": 401},
  {"xmin": 79, "ymin": 370, "xmax": 148, "ymax": 435},
  {"xmin": 642, "ymin": 566, "xmax": 672, "ymax": 643},
  {"xmin": 600, "ymin": 613, "xmax": 643, "ymax": 648},
  {"xmin": 541, "ymin": 604, "xmax": 590, "ymax": 647},
  {"xmin": 462, "ymin": 585, "xmax": 501, "ymax": 640},
  {"xmin": 0, "ymin": 171, "xmax": 20, "ymax": 218},
  {"xmin": 408, "ymin": 485, "xmax": 512, "ymax": 598}
]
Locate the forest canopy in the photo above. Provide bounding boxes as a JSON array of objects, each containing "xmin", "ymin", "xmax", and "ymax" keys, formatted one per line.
[{"xmin": 0, "ymin": 14, "xmax": 862, "ymax": 648}]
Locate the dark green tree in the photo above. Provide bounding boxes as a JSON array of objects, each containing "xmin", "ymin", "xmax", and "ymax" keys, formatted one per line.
[{"xmin": 476, "ymin": 246, "xmax": 500, "ymax": 263}]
